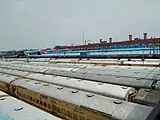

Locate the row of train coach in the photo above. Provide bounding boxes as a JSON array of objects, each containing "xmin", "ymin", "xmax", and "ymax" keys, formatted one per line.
[
  {"xmin": 0, "ymin": 64, "xmax": 160, "ymax": 119},
  {"xmin": 1, "ymin": 33, "xmax": 160, "ymax": 59},
  {"xmin": 1, "ymin": 61, "xmax": 160, "ymax": 91},
  {"xmin": 0, "ymin": 91, "xmax": 61, "ymax": 120}
]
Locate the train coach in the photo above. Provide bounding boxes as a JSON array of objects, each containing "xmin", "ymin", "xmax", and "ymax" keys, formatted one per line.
[
  {"xmin": 134, "ymin": 88, "xmax": 160, "ymax": 107},
  {"xmin": 5, "ymin": 78, "xmax": 156, "ymax": 120},
  {"xmin": 0, "ymin": 69, "xmax": 160, "ymax": 107},
  {"xmin": 9, "ymin": 61, "xmax": 160, "ymax": 81},
  {"xmin": 1, "ymin": 62, "xmax": 160, "ymax": 81},
  {"xmin": 0, "ymin": 69, "xmax": 137, "ymax": 101},
  {"xmin": 9, "ymin": 60, "xmax": 160, "ymax": 73},
  {"xmin": 0, "ymin": 91, "xmax": 61, "ymax": 120},
  {"xmin": 0, "ymin": 70, "xmax": 160, "ymax": 119},
  {"xmin": 11, "ymin": 61, "xmax": 91, "ymax": 69},
  {"xmin": 0, "ymin": 63, "xmax": 157, "ymax": 89}
]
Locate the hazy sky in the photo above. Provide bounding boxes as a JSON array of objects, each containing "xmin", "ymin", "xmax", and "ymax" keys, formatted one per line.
[{"xmin": 0, "ymin": 0, "xmax": 160, "ymax": 50}]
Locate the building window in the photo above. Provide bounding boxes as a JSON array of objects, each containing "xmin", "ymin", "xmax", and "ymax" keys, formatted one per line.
[{"xmin": 67, "ymin": 110, "xmax": 72, "ymax": 118}]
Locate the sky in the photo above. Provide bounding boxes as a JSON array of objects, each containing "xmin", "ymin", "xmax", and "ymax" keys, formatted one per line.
[{"xmin": 0, "ymin": 0, "xmax": 160, "ymax": 50}]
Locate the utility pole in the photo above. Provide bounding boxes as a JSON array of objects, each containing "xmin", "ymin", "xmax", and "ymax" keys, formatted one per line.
[{"xmin": 83, "ymin": 32, "xmax": 84, "ymax": 44}]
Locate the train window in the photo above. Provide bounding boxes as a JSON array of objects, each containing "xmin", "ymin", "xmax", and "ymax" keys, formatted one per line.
[
  {"xmin": 27, "ymin": 95, "xmax": 29, "ymax": 99},
  {"xmin": 52, "ymin": 99, "xmax": 57, "ymax": 103},
  {"xmin": 36, "ymin": 99, "xmax": 39, "ymax": 104},
  {"xmin": 61, "ymin": 108, "xmax": 66, "ymax": 116},
  {"xmin": 67, "ymin": 111, "xmax": 72, "ymax": 118},
  {"xmin": 44, "ymin": 102, "xmax": 47, "ymax": 107},
  {"xmin": 20, "ymin": 93, "xmax": 22, "ymax": 97},
  {"xmin": 30, "ymin": 97, "xmax": 32, "ymax": 101},
  {"xmin": 23, "ymin": 94, "xmax": 26, "ymax": 98},
  {"xmin": 52, "ymin": 104, "xmax": 56, "ymax": 111},
  {"xmin": 48, "ymin": 104, "xmax": 51, "ymax": 109},
  {"xmin": 32, "ymin": 98, "xmax": 35, "ymax": 102},
  {"xmin": 56, "ymin": 106, "xmax": 61, "ymax": 113},
  {"xmin": 73, "ymin": 113, "xmax": 78, "ymax": 120},
  {"xmin": 40, "ymin": 101, "xmax": 43, "ymax": 105},
  {"xmin": 79, "ymin": 116, "xmax": 85, "ymax": 120},
  {"xmin": 22, "ymin": 93, "xmax": 24, "ymax": 97},
  {"xmin": 17, "ymin": 91, "xmax": 20, "ymax": 96}
]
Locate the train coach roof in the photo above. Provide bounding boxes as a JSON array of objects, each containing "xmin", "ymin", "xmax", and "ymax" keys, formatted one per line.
[
  {"xmin": 25, "ymin": 73, "xmax": 136, "ymax": 100},
  {"xmin": 0, "ymin": 73, "xmax": 17, "ymax": 83},
  {"xmin": 10, "ymin": 61, "xmax": 160, "ymax": 74},
  {"xmin": 45, "ymin": 69, "xmax": 154, "ymax": 88},
  {"xmin": 0, "ymin": 63, "xmax": 154, "ymax": 89},
  {"xmin": 0, "ymin": 68, "xmax": 29, "ymax": 76},
  {"xmin": 3, "ymin": 62, "xmax": 160, "ymax": 81},
  {"xmin": 17, "ymin": 80, "xmax": 153, "ymax": 120},
  {"xmin": 75, "ymin": 68, "xmax": 160, "ymax": 80},
  {"xmin": 11, "ymin": 78, "xmax": 31, "ymax": 86},
  {"xmin": 0, "ymin": 90, "xmax": 8, "ymax": 96},
  {"xmin": 0, "ymin": 62, "xmax": 155, "ymax": 89},
  {"xmin": 0, "ymin": 96, "xmax": 61, "ymax": 120}
]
